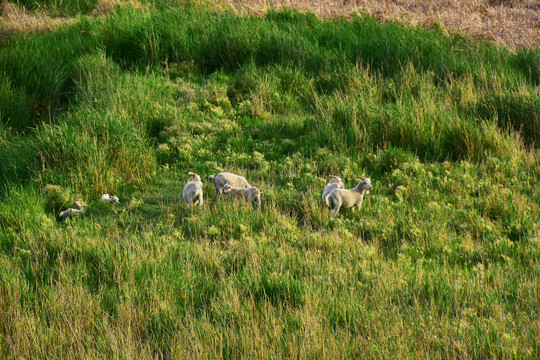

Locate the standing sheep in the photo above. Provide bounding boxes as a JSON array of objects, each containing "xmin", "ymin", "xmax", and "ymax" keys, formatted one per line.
[
  {"xmin": 183, "ymin": 172, "xmax": 204, "ymax": 208},
  {"xmin": 222, "ymin": 184, "xmax": 261, "ymax": 210},
  {"xmin": 322, "ymin": 176, "xmax": 344, "ymax": 205},
  {"xmin": 326, "ymin": 177, "xmax": 373, "ymax": 216},
  {"xmin": 208, "ymin": 172, "xmax": 251, "ymax": 202}
]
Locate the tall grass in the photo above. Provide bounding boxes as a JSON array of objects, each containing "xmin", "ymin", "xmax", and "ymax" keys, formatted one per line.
[{"xmin": 0, "ymin": 3, "xmax": 539, "ymax": 359}]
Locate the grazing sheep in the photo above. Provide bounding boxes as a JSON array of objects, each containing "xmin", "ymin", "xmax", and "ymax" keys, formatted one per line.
[
  {"xmin": 183, "ymin": 171, "xmax": 204, "ymax": 208},
  {"xmin": 222, "ymin": 184, "xmax": 261, "ymax": 210},
  {"xmin": 208, "ymin": 172, "xmax": 250, "ymax": 202},
  {"xmin": 101, "ymin": 194, "xmax": 120, "ymax": 204},
  {"xmin": 322, "ymin": 176, "xmax": 344, "ymax": 205},
  {"xmin": 326, "ymin": 177, "xmax": 373, "ymax": 216}
]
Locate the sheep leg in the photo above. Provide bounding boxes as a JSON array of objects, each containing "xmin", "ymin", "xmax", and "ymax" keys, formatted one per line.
[
  {"xmin": 198, "ymin": 193, "xmax": 204, "ymax": 207},
  {"xmin": 328, "ymin": 196, "xmax": 339, "ymax": 216},
  {"xmin": 324, "ymin": 195, "xmax": 331, "ymax": 208},
  {"xmin": 187, "ymin": 194, "xmax": 195, "ymax": 209},
  {"xmin": 215, "ymin": 185, "xmax": 222, "ymax": 202},
  {"xmin": 331, "ymin": 200, "xmax": 341, "ymax": 216}
]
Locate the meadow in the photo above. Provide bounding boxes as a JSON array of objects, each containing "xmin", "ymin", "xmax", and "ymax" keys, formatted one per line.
[{"xmin": 1, "ymin": 1, "xmax": 539, "ymax": 358}]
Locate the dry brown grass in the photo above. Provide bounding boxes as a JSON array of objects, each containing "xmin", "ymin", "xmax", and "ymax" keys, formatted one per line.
[
  {"xmin": 91, "ymin": 0, "xmax": 146, "ymax": 16},
  {"xmin": 219, "ymin": 0, "xmax": 540, "ymax": 49},
  {"xmin": 0, "ymin": 1, "xmax": 146, "ymax": 38},
  {"xmin": 0, "ymin": 2, "xmax": 74, "ymax": 36}
]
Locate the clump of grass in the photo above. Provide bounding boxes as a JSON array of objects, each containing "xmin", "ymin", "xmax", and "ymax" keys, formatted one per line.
[
  {"xmin": 0, "ymin": 23, "xmax": 99, "ymax": 130},
  {"xmin": 43, "ymin": 184, "xmax": 71, "ymax": 214},
  {"xmin": 0, "ymin": 77, "xmax": 33, "ymax": 129}
]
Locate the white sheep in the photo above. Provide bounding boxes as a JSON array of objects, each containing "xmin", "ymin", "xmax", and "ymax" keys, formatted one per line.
[
  {"xmin": 222, "ymin": 184, "xmax": 261, "ymax": 209},
  {"xmin": 326, "ymin": 177, "xmax": 373, "ymax": 216},
  {"xmin": 322, "ymin": 176, "xmax": 344, "ymax": 205},
  {"xmin": 72, "ymin": 200, "xmax": 86, "ymax": 210},
  {"xmin": 101, "ymin": 194, "xmax": 120, "ymax": 204},
  {"xmin": 208, "ymin": 172, "xmax": 250, "ymax": 202},
  {"xmin": 183, "ymin": 171, "xmax": 204, "ymax": 208},
  {"xmin": 58, "ymin": 201, "xmax": 86, "ymax": 220},
  {"xmin": 58, "ymin": 207, "xmax": 85, "ymax": 220}
]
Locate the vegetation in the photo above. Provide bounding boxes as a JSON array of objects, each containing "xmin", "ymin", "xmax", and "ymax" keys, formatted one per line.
[{"xmin": 1, "ymin": 2, "xmax": 539, "ymax": 358}]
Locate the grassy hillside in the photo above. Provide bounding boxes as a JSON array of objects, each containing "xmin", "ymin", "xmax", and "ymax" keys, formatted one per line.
[{"xmin": 1, "ymin": 2, "xmax": 539, "ymax": 358}]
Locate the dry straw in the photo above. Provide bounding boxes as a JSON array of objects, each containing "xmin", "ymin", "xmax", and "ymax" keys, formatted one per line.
[
  {"xmin": 0, "ymin": 0, "xmax": 145, "ymax": 36},
  {"xmin": 0, "ymin": 2, "xmax": 74, "ymax": 35},
  {"xmin": 220, "ymin": 0, "xmax": 540, "ymax": 49}
]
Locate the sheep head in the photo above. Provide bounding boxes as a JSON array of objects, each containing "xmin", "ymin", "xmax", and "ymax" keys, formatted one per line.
[
  {"xmin": 328, "ymin": 176, "xmax": 343, "ymax": 184},
  {"xmin": 355, "ymin": 177, "xmax": 373, "ymax": 191},
  {"xmin": 72, "ymin": 200, "xmax": 87, "ymax": 210}
]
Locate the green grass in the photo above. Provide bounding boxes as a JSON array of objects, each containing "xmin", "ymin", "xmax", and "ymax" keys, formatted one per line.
[{"xmin": 1, "ymin": 3, "xmax": 539, "ymax": 359}]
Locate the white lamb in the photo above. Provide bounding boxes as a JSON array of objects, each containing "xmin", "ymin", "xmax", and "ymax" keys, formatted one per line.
[
  {"xmin": 326, "ymin": 177, "xmax": 373, "ymax": 216},
  {"xmin": 101, "ymin": 194, "xmax": 120, "ymax": 204},
  {"xmin": 183, "ymin": 171, "xmax": 204, "ymax": 208},
  {"xmin": 208, "ymin": 172, "xmax": 251, "ymax": 202},
  {"xmin": 322, "ymin": 176, "xmax": 344, "ymax": 205},
  {"xmin": 58, "ymin": 201, "xmax": 86, "ymax": 220},
  {"xmin": 222, "ymin": 184, "xmax": 261, "ymax": 210},
  {"xmin": 58, "ymin": 207, "xmax": 85, "ymax": 220}
]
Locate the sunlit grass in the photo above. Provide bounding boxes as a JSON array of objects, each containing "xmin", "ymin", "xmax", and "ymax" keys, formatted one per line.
[{"xmin": 0, "ymin": 3, "xmax": 539, "ymax": 359}]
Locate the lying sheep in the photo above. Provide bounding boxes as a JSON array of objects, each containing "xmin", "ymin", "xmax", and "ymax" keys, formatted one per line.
[
  {"xmin": 58, "ymin": 201, "xmax": 86, "ymax": 220},
  {"xmin": 58, "ymin": 207, "xmax": 85, "ymax": 220},
  {"xmin": 183, "ymin": 171, "xmax": 204, "ymax": 208},
  {"xmin": 322, "ymin": 176, "xmax": 344, "ymax": 205},
  {"xmin": 222, "ymin": 184, "xmax": 261, "ymax": 210},
  {"xmin": 326, "ymin": 177, "xmax": 373, "ymax": 216},
  {"xmin": 72, "ymin": 200, "xmax": 86, "ymax": 210},
  {"xmin": 208, "ymin": 172, "xmax": 250, "ymax": 202},
  {"xmin": 101, "ymin": 194, "xmax": 120, "ymax": 204}
]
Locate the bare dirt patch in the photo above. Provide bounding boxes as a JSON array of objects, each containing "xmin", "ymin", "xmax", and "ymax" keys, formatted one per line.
[{"xmin": 221, "ymin": 0, "xmax": 540, "ymax": 49}]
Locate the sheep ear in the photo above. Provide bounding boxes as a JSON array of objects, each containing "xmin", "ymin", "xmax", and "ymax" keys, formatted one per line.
[{"xmin": 356, "ymin": 176, "xmax": 366, "ymax": 180}]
